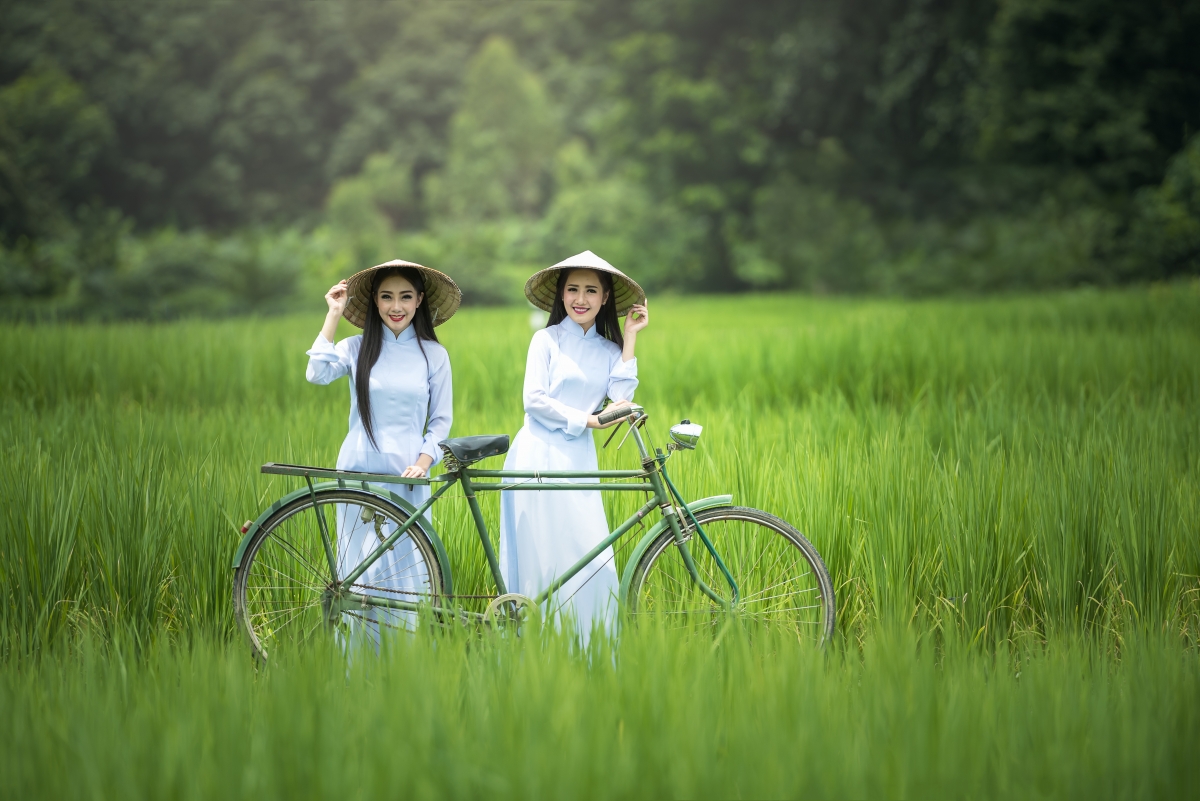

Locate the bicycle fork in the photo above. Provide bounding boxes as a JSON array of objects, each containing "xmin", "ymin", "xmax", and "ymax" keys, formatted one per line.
[{"xmin": 646, "ymin": 451, "xmax": 734, "ymax": 611}]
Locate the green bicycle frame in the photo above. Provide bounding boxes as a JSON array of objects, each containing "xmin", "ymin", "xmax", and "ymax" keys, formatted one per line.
[{"xmin": 246, "ymin": 420, "xmax": 733, "ymax": 621}]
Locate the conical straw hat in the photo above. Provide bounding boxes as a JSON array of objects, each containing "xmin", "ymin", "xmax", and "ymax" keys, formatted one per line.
[
  {"xmin": 343, "ymin": 259, "xmax": 462, "ymax": 328},
  {"xmin": 524, "ymin": 250, "xmax": 645, "ymax": 314}
]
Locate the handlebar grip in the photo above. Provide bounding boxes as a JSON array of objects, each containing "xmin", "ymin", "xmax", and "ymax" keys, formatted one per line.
[{"xmin": 597, "ymin": 405, "xmax": 634, "ymax": 425}]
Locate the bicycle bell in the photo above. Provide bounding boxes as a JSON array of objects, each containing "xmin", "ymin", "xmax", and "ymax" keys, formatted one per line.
[{"xmin": 669, "ymin": 420, "xmax": 703, "ymax": 450}]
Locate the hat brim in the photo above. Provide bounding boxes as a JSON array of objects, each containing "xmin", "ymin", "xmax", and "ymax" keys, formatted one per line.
[
  {"xmin": 524, "ymin": 263, "xmax": 645, "ymax": 315},
  {"xmin": 343, "ymin": 260, "xmax": 462, "ymax": 328}
]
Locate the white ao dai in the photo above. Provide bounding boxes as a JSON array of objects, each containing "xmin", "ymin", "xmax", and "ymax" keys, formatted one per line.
[
  {"xmin": 306, "ymin": 324, "xmax": 452, "ymax": 640},
  {"xmin": 499, "ymin": 318, "xmax": 638, "ymax": 642}
]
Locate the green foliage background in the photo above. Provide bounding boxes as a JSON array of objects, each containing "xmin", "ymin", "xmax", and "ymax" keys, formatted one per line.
[{"xmin": 2, "ymin": 0, "xmax": 1199, "ymax": 317}]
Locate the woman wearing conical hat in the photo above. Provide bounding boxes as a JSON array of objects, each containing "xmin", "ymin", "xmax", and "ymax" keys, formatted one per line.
[
  {"xmin": 499, "ymin": 250, "xmax": 650, "ymax": 643},
  {"xmin": 307, "ymin": 260, "xmax": 461, "ymax": 643}
]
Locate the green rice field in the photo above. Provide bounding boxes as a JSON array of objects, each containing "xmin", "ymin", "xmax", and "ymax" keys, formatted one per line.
[{"xmin": 2, "ymin": 285, "xmax": 1199, "ymax": 797}]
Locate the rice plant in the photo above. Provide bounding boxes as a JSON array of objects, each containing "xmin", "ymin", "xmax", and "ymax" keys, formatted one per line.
[{"xmin": 0, "ymin": 285, "xmax": 1197, "ymax": 797}]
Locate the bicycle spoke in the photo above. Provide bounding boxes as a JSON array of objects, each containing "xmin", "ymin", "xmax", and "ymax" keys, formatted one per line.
[
  {"xmin": 734, "ymin": 604, "xmax": 824, "ymax": 617},
  {"xmin": 267, "ymin": 529, "xmax": 331, "ymax": 582},
  {"xmin": 251, "ymin": 560, "xmax": 325, "ymax": 592},
  {"xmin": 245, "ymin": 584, "xmax": 326, "ymax": 592},
  {"xmin": 362, "ymin": 562, "xmax": 431, "ymax": 586},
  {"xmin": 737, "ymin": 577, "xmax": 817, "ymax": 604},
  {"xmin": 654, "ymin": 560, "xmax": 693, "ymax": 592},
  {"xmin": 256, "ymin": 542, "xmax": 329, "ymax": 587},
  {"xmin": 250, "ymin": 598, "xmax": 320, "ymax": 629},
  {"xmin": 740, "ymin": 536, "xmax": 787, "ymax": 584},
  {"xmin": 262, "ymin": 602, "xmax": 321, "ymax": 632},
  {"xmin": 738, "ymin": 588, "xmax": 820, "ymax": 606},
  {"xmin": 294, "ymin": 619, "xmax": 327, "ymax": 649},
  {"xmin": 245, "ymin": 597, "xmax": 321, "ymax": 606}
]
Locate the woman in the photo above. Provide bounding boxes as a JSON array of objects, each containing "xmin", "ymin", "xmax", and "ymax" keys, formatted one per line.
[
  {"xmin": 307, "ymin": 259, "xmax": 460, "ymax": 642},
  {"xmin": 499, "ymin": 250, "xmax": 649, "ymax": 643}
]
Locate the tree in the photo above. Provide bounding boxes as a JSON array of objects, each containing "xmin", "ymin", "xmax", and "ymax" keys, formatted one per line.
[
  {"xmin": 426, "ymin": 36, "xmax": 561, "ymax": 222},
  {"xmin": 0, "ymin": 66, "xmax": 113, "ymax": 243},
  {"xmin": 1129, "ymin": 134, "xmax": 1200, "ymax": 278},
  {"xmin": 975, "ymin": 0, "xmax": 1200, "ymax": 193}
]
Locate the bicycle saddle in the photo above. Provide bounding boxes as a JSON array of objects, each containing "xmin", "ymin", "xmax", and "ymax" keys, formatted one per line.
[{"xmin": 439, "ymin": 435, "xmax": 510, "ymax": 465}]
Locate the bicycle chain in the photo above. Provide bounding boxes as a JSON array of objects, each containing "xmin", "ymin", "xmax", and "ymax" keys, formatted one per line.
[{"xmin": 350, "ymin": 583, "xmax": 499, "ymax": 600}]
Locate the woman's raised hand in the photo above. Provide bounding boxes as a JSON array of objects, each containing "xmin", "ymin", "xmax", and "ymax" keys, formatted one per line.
[
  {"xmin": 619, "ymin": 301, "xmax": 648, "ymax": 364},
  {"xmin": 625, "ymin": 301, "xmax": 649, "ymax": 335},
  {"xmin": 319, "ymin": 280, "xmax": 349, "ymax": 343},
  {"xmin": 325, "ymin": 280, "xmax": 349, "ymax": 315}
]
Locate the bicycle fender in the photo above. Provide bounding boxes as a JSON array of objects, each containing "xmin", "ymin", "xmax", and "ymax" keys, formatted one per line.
[
  {"xmin": 230, "ymin": 480, "xmax": 454, "ymax": 596},
  {"xmin": 617, "ymin": 494, "xmax": 732, "ymax": 604},
  {"xmin": 231, "ymin": 483, "xmax": 318, "ymax": 570}
]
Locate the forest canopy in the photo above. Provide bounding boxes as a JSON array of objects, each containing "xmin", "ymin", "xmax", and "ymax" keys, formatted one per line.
[{"xmin": 1, "ymin": 0, "xmax": 1198, "ymax": 317}]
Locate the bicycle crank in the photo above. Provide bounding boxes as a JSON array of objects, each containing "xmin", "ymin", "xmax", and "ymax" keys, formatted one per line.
[{"xmin": 483, "ymin": 593, "xmax": 540, "ymax": 630}]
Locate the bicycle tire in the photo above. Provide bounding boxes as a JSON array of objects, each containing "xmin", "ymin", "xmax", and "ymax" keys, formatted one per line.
[
  {"xmin": 626, "ymin": 506, "xmax": 835, "ymax": 644},
  {"xmin": 233, "ymin": 488, "xmax": 445, "ymax": 662}
]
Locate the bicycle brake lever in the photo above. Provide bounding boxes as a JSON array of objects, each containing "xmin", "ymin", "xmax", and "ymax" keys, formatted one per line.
[
  {"xmin": 602, "ymin": 418, "xmax": 626, "ymax": 449},
  {"xmin": 616, "ymin": 413, "xmax": 644, "ymax": 450}
]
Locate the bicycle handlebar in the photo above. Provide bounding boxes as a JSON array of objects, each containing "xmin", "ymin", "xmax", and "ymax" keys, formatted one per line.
[{"xmin": 597, "ymin": 404, "xmax": 642, "ymax": 426}]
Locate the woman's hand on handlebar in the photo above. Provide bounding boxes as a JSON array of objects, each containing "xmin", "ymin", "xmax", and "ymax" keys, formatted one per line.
[{"xmin": 588, "ymin": 400, "xmax": 632, "ymax": 429}]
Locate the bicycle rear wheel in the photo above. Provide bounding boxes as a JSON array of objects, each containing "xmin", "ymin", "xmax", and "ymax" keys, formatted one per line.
[
  {"xmin": 626, "ymin": 506, "xmax": 835, "ymax": 644},
  {"xmin": 233, "ymin": 489, "xmax": 444, "ymax": 662}
]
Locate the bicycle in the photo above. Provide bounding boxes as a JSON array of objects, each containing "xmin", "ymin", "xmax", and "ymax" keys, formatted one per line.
[{"xmin": 231, "ymin": 404, "xmax": 835, "ymax": 661}]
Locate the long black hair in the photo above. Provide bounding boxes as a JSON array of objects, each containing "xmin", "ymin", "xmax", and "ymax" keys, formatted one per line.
[
  {"xmin": 356, "ymin": 266, "xmax": 439, "ymax": 449},
  {"xmin": 546, "ymin": 268, "xmax": 624, "ymax": 349}
]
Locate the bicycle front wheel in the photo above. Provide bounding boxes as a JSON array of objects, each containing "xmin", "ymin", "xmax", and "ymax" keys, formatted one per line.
[
  {"xmin": 233, "ymin": 489, "xmax": 445, "ymax": 662},
  {"xmin": 627, "ymin": 506, "xmax": 835, "ymax": 644}
]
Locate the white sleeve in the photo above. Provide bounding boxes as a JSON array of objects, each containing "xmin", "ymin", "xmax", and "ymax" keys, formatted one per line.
[
  {"xmin": 420, "ymin": 348, "xmax": 453, "ymax": 466},
  {"xmin": 522, "ymin": 332, "xmax": 590, "ymax": 438},
  {"xmin": 607, "ymin": 352, "xmax": 638, "ymax": 403},
  {"xmin": 306, "ymin": 335, "xmax": 354, "ymax": 385}
]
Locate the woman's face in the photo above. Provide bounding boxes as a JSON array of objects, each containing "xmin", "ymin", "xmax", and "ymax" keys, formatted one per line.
[
  {"xmin": 376, "ymin": 274, "xmax": 423, "ymax": 336},
  {"xmin": 561, "ymin": 269, "xmax": 609, "ymax": 330}
]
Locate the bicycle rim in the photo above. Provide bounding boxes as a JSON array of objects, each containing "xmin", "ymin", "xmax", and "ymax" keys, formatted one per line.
[
  {"xmin": 628, "ymin": 506, "xmax": 834, "ymax": 644},
  {"xmin": 233, "ymin": 490, "xmax": 443, "ymax": 662}
]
